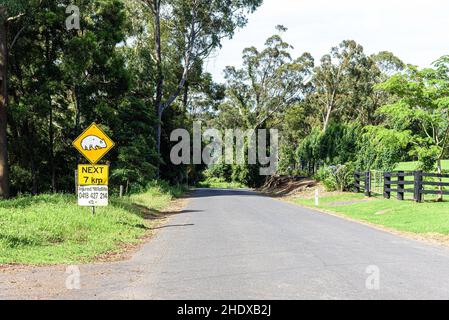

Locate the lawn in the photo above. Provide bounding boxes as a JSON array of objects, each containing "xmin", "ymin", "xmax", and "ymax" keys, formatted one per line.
[
  {"xmin": 395, "ymin": 160, "xmax": 449, "ymax": 171},
  {"xmin": 293, "ymin": 193, "xmax": 449, "ymax": 235},
  {"xmin": 0, "ymin": 182, "xmax": 186, "ymax": 265}
]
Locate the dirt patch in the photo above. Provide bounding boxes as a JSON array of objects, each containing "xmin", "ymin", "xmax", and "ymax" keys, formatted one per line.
[
  {"xmin": 375, "ymin": 209, "xmax": 393, "ymax": 215},
  {"xmin": 327, "ymin": 200, "xmax": 370, "ymax": 206}
]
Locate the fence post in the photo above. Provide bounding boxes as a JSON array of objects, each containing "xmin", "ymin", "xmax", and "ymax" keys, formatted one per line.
[
  {"xmin": 414, "ymin": 170, "xmax": 422, "ymax": 203},
  {"xmin": 365, "ymin": 171, "xmax": 371, "ymax": 197},
  {"xmin": 383, "ymin": 172, "xmax": 391, "ymax": 199},
  {"xmin": 397, "ymin": 171, "xmax": 405, "ymax": 201},
  {"xmin": 119, "ymin": 185, "xmax": 124, "ymax": 198},
  {"xmin": 354, "ymin": 172, "xmax": 360, "ymax": 193}
]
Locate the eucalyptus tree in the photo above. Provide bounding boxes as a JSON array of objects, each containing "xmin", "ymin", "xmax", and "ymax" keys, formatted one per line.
[
  {"xmin": 137, "ymin": 0, "xmax": 263, "ymax": 167},
  {"xmin": 312, "ymin": 40, "xmax": 367, "ymax": 131},
  {"xmin": 0, "ymin": 0, "xmax": 30, "ymax": 198},
  {"xmin": 218, "ymin": 26, "xmax": 314, "ymax": 131},
  {"xmin": 311, "ymin": 41, "xmax": 405, "ymax": 132}
]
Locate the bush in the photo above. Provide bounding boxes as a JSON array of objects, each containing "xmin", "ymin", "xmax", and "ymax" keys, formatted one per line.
[{"xmin": 315, "ymin": 163, "xmax": 355, "ymax": 192}]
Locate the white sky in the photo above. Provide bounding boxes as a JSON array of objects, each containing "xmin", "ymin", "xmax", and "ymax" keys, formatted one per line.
[{"xmin": 205, "ymin": 0, "xmax": 449, "ymax": 82}]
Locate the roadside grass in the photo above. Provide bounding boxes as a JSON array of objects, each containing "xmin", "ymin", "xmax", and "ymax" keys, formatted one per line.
[
  {"xmin": 197, "ymin": 177, "xmax": 247, "ymax": 189},
  {"xmin": 129, "ymin": 181, "xmax": 186, "ymax": 211},
  {"xmin": 0, "ymin": 182, "xmax": 186, "ymax": 265},
  {"xmin": 293, "ymin": 192, "xmax": 449, "ymax": 235}
]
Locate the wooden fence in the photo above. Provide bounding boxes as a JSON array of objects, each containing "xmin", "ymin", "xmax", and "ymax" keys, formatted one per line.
[
  {"xmin": 354, "ymin": 171, "xmax": 371, "ymax": 197},
  {"xmin": 354, "ymin": 170, "xmax": 449, "ymax": 203}
]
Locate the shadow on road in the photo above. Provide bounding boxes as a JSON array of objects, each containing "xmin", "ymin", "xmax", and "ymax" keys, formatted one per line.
[
  {"xmin": 189, "ymin": 188, "xmax": 264, "ymax": 198},
  {"xmin": 151, "ymin": 223, "xmax": 195, "ymax": 230}
]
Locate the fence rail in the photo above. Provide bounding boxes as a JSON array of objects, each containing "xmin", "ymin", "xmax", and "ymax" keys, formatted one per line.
[{"xmin": 355, "ymin": 170, "xmax": 449, "ymax": 203}]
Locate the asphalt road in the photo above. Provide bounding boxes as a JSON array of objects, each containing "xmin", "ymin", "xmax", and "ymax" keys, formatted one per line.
[{"xmin": 4, "ymin": 188, "xmax": 449, "ymax": 299}]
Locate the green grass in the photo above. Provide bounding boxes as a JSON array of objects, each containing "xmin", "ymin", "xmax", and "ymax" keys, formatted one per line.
[
  {"xmin": 197, "ymin": 177, "xmax": 247, "ymax": 189},
  {"xmin": 129, "ymin": 181, "xmax": 186, "ymax": 210},
  {"xmin": 395, "ymin": 160, "xmax": 449, "ymax": 171},
  {"xmin": 293, "ymin": 193, "xmax": 449, "ymax": 235},
  {"xmin": 0, "ymin": 182, "xmax": 186, "ymax": 265}
]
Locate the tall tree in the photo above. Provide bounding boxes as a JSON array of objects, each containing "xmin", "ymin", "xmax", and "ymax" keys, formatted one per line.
[
  {"xmin": 311, "ymin": 41, "xmax": 404, "ymax": 131},
  {"xmin": 138, "ymin": 0, "xmax": 262, "ymax": 168},
  {"xmin": 218, "ymin": 26, "xmax": 314, "ymax": 130},
  {"xmin": 0, "ymin": 0, "xmax": 28, "ymax": 198}
]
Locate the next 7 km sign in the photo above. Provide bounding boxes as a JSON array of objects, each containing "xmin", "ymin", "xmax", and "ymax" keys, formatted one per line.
[{"xmin": 78, "ymin": 165, "xmax": 109, "ymax": 186}]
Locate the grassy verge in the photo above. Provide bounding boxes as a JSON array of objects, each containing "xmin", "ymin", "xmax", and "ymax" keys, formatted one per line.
[
  {"xmin": 292, "ymin": 193, "xmax": 449, "ymax": 235},
  {"xmin": 0, "ymin": 182, "xmax": 187, "ymax": 265},
  {"xmin": 197, "ymin": 178, "xmax": 247, "ymax": 189}
]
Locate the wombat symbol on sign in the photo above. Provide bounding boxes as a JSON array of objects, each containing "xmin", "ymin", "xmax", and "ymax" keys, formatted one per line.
[{"xmin": 81, "ymin": 135, "xmax": 107, "ymax": 151}]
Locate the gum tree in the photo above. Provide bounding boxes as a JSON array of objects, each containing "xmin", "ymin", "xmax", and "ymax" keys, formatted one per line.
[
  {"xmin": 0, "ymin": 0, "xmax": 28, "ymax": 199},
  {"xmin": 138, "ymin": 0, "xmax": 262, "ymax": 172}
]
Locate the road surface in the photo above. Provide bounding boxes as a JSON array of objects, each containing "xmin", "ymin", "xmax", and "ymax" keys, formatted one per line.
[{"xmin": 3, "ymin": 188, "xmax": 449, "ymax": 299}]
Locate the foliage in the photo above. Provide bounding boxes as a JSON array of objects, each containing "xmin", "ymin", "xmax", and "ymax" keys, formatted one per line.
[
  {"xmin": 2, "ymin": 0, "xmax": 449, "ymax": 197},
  {"xmin": 355, "ymin": 126, "xmax": 411, "ymax": 171},
  {"xmin": 315, "ymin": 163, "xmax": 355, "ymax": 192},
  {"xmin": 375, "ymin": 58, "xmax": 449, "ymax": 171},
  {"xmin": 197, "ymin": 177, "xmax": 246, "ymax": 189}
]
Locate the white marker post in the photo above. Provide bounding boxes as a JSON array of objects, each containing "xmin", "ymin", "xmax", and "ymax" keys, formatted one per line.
[{"xmin": 315, "ymin": 189, "xmax": 319, "ymax": 206}]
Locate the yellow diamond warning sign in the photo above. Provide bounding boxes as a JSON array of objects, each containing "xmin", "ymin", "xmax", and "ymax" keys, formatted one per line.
[
  {"xmin": 72, "ymin": 123, "xmax": 115, "ymax": 164},
  {"xmin": 78, "ymin": 165, "xmax": 109, "ymax": 186}
]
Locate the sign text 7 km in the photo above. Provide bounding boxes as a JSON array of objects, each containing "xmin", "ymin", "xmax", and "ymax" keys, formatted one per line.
[{"xmin": 78, "ymin": 164, "xmax": 109, "ymax": 186}]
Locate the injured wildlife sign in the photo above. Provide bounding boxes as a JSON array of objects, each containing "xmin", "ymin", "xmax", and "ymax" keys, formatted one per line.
[{"xmin": 78, "ymin": 185, "xmax": 109, "ymax": 207}]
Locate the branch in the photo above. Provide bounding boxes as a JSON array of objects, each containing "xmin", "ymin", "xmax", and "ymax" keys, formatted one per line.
[
  {"xmin": 10, "ymin": 25, "xmax": 25, "ymax": 49},
  {"xmin": 6, "ymin": 13, "xmax": 24, "ymax": 22}
]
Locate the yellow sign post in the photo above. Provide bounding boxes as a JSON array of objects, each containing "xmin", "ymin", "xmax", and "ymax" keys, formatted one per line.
[{"xmin": 72, "ymin": 123, "xmax": 115, "ymax": 164}]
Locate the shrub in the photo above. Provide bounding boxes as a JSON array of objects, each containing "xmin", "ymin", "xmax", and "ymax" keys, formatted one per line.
[{"xmin": 315, "ymin": 163, "xmax": 355, "ymax": 192}]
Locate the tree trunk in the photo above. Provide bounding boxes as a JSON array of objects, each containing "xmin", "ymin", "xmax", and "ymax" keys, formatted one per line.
[
  {"xmin": 46, "ymin": 33, "xmax": 55, "ymax": 193},
  {"xmin": 73, "ymin": 85, "xmax": 81, "ymax": 166},
  {"xmin": 0, "ymin": 12, "xmax": 10, "ymax": 199},
  {"xmin": 153, "ymin": 0, "xmax": 163, "ymax": 160},
  {"xmin": 49, "ymin": 106, "xmax": 55, "ymax": 192},
  {"xmin": 183, "ymin": 81, "xmax": 189, "ymax": 111},
  {"xmin": 323, "ymin": 104, "xmax": 332, "ymax": 131}
]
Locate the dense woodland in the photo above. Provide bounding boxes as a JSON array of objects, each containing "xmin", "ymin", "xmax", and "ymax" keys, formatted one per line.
[{"xmin": 0, "ymin": 0, "xmax": 449, "ymax": 198}]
